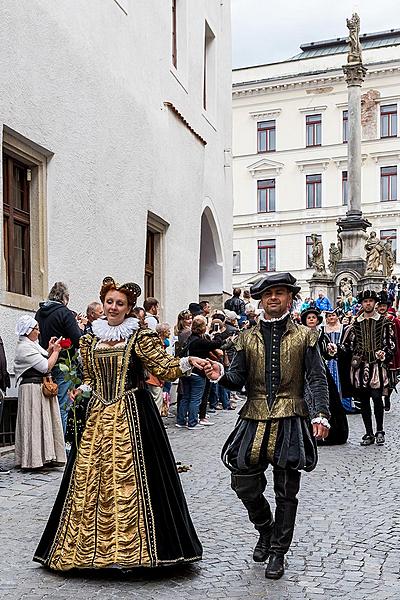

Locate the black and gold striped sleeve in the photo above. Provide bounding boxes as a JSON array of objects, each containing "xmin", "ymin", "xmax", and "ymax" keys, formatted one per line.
[{"xmin": 134, "ymin": 329, "xmax": 184, "ymax": 381}]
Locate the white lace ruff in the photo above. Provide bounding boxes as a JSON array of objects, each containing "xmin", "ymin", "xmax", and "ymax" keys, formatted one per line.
[{"xmin": 92, "ymin": 317, "xmax": 139, "ymax": 342}]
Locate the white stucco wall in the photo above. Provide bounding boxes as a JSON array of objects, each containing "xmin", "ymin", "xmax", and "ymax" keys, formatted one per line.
[
  {"xmin": 232, "ymin": 40, "xmax": 400, "ymax": 297},
  {"xmin": 0, "ymin": 0, "xmax": 232, "ymax": 368}
]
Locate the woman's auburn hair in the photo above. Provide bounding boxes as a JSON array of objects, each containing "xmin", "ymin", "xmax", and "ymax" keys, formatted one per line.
[{"xmin": 100, "ymin": 281, "xmax": 138, "ymax": 316}]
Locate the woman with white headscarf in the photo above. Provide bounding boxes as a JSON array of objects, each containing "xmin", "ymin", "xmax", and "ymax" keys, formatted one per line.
[{"xmin": 14, "ymin": 315, "xmax": 66, "ymax": 469}]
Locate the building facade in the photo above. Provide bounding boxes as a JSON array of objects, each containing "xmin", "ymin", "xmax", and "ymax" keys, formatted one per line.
[
  {"xmin": 0, "ymin": 0, "xmax": 233, "ymax": 369},
  {"xmin": 232, "ymin": 29, "xmax": 400, "ymax": 298}
]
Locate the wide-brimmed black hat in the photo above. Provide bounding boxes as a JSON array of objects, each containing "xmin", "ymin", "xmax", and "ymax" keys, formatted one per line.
[
  {"xmin": 188, "ymin": 302, "xmax": 203, "ymax": 316},
  {"xmin": 300, "ymin": 307, "xmax": 323, "ymax": 326},
  {"xmin": 377, "ymin": 291, "xmax": 391, "ymax": 306},
  {"xmin": 250, "ymin": 272, "xmax": 301, "ymax": 300},
  {"xmin": 357, "ymin": 289, "xmax": 378, "ymax": 303}
]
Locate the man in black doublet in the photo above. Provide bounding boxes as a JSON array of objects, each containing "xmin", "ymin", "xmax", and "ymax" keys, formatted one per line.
[{"xmin": 205, "ymin": 272, "xmax": 330, "ymax": 580}]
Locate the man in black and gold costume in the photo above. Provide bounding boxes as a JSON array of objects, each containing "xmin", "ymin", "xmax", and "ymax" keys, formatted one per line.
[
  {"xmin": 342, "ymin": 289, "xmax": 396, "ymax": 446},
  {"xmin": 205, "ymin": 272, "xmax": 330, "ymax": 580}
]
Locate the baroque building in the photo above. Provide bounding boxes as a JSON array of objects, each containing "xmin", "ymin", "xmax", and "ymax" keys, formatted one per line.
[
  {"xmin": 232, "ymin": 28, "xmax": 400, "ymax": 294},
  {"xmin": 0, "ymin": 1, "xmax": 232, "ymax": 372}
]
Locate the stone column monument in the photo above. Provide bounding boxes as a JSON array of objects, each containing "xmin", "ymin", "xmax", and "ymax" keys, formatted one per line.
[{"xmin": 336, "ymin": 13, "xmax": 371, "ymax": 276}]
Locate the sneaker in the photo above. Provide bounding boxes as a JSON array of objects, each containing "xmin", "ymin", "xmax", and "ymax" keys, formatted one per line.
[
  {"xmin": 375, "ymin": 431, "xmax": 385, "ymax": 445},
  {"xmin": 0, "ymin": 466, "xmax": 10, "ymax": 475},
  {"xmin": 199, "ymin": 418, "xmax": 215, "ymax": 426},
  {"xmin": 187, "ymin": 424, "xmax": 205, "ymax": 430},
  {"xmin": 360, "ymin": 434, "xmax": 375, "ymax": 446},
  {"xmin": 175, "ymin": 423, "xmax": 186, "ymax": 429},
  {"xmin": 208, "ymin": 408, "xmax": 217, "ymax": 413}
]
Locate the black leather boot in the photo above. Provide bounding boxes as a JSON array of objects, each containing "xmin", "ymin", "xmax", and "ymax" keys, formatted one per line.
[
  {"xmin": 253, "ymin": 521, "xmax": 274, "ymax": 562},
  {"xmin": 231, "ymin": 473, "xmax": 273, "ymax": 561},
  {"xmin": 266, "ymin": 468, "xmax": 301, "ymax": 577},
  {"xmin": 265, "ymin": 552, "xmax": 285, "ymax": 579}
]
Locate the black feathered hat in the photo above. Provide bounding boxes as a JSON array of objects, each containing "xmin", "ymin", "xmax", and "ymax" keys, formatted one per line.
[
  {"xmin": 357, "ymin": 289, "xmax": 378, "ymax": 303},
  {"xmin": 377, "ymin": 290, "xmax": 391, "ymax": 306},
  {"xmin": 250, "ymin": 272, "xmax": 301, "ymax": 300},
  {"xmin": 300, "ymin": 307, "xmax": 323, "ymax": 326}
]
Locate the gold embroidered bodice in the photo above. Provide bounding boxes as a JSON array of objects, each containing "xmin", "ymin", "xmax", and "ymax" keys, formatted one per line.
[{"xmin": 79, "ymin": 329, "xmax": 184, "ymax": 405}]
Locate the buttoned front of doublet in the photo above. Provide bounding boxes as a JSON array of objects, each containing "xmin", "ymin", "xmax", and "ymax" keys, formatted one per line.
[{"xmin": 237, "ymin": 321, "xmax": 317, "ymax": 421}]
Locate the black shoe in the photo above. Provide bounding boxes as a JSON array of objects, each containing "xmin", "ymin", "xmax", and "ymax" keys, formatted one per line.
[
  {"xmin": 375, "ymin": 431, "xmax": 385, "ymax": 446},
  {"xmin": 253, "ymin": 529, "xmax": 272, "ymax": 562},
  {"xmin": 360, "ymin": 434, "xmax": 375, "ymax": 446},
  {"xmin": 265, "ymin": 553, "xmax": 285, "ymax": 579},
  {"xmin": 0, "ymin": 466, "xmax": 10, "ymax": 475},
  {"xmin": 384, "ymin": 397, "xmax": 391, "ymax": 412}
]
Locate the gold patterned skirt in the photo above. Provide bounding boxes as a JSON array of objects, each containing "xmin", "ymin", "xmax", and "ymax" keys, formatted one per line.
[{"xmin": 34, "ymin": 389, "xmax": 202, "ymax": 570}]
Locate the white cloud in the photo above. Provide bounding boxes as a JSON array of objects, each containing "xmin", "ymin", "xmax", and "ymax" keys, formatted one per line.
[{"xmin": 232, "ymin": 0, "xmax": 400, "ymax": 68}]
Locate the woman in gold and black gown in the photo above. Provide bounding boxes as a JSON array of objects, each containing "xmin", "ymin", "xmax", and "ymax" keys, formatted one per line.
[{"xmin": 34, "ymin": 277, "xmax": 204, "ymax": 571}]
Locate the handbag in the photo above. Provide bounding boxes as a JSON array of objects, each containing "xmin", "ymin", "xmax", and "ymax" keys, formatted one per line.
[{"xmin": 42, "ymin": 375, "xmax": 58, "ymax": 398}]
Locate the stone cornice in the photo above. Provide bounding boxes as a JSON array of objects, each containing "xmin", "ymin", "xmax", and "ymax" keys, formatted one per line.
[
  {"xmin": 247, "ymin": 157, "xmax": 284, "ymax": 178},
  {"xmin": 232, "ymin": 64, "xmax": 400, "ymax": 98},
  {"xmin": 369, "ymin": 150, "xmax": 400, "ymax": 164},
  {"xmin": 298, "ymin": 105, "xmax": 327, "ymax": 113},
  {"xmin": 249, "ymin": 109, "xmax": 282, "ymax": 120},
  {"xmin": 332, "ymin": 154, "xmax": 368, "ymax": 169},
  {"xmin": 296, "ymin": 158, "xmax": 330, "ymax": 172}
]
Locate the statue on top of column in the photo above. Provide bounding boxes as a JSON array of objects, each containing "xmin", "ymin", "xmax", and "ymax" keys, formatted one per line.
[{"xmin": 346, "ymin": 13, "xmax": 362, "ymax": 64}]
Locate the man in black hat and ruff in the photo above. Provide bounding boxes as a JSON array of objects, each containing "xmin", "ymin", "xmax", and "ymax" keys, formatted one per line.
[
  {"xmin": 342, "ymin": 289, "xmax": 396, "ymax": 446},
  {"xmin": 204, "ymin": 272, "xmax": 330, "ymax": 580}
]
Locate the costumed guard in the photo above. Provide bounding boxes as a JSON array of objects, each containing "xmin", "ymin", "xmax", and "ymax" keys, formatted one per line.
[
  {"xmin": 205, "ymin": 273, "xmax": 330, "ymax": 580},
  {"xmin": 301, "ymin": 307, "xmax": 348, "ymax": 445},
  {"xmin": 376, "ymin": 292, "xmax": 400, "ymax": 412},
  {"xmin": 342, "ymin": 290, "xmax": 396, "ymax": 446}
]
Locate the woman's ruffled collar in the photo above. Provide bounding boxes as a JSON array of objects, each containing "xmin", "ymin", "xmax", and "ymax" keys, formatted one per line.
[{"xmin": 92, "ymin": 317, "xmax": 139, "ymax": 342}]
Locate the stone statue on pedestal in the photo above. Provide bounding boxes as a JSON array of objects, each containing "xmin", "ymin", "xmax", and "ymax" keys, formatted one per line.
[
  {"xmin": 381, "ymin": 240, "xmax": 395, "ymax": 278},
  {"xmin": 328, "ymin": 242, "xmax": 341, "ymax": 274},
  {"xmin": 311, "ymin": 233, "xmax": 326, "ymax": 274},
  {"xmin": 365, "ymin": 231, "xmax": 383, "ymax": 274},
  {"xmin": 339, "ymin": 277, "xmax": 353, "ymax": 300},
  {"xmin": 346, "ymin": 13, "xmax": 362, "ymax": 64}
]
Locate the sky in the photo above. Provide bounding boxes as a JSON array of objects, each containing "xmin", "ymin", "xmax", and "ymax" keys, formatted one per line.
[{"xmin": 231, "ymin": 0, "xmax": 400, "ymax": 68}]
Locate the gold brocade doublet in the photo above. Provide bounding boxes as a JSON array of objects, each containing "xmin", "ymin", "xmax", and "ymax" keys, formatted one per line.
[{"xmin": 237, "ymin": 320, "xmax": 318, "ymax": 421}]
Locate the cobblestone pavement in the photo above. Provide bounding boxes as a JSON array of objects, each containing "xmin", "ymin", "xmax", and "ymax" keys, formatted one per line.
[{"xmin": 1, "ymin": 394, "xmax": 400, "ymax": 600}]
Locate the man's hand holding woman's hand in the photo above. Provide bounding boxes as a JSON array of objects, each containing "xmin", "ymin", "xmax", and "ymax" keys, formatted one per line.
[{"xmin": 188, "ymin": 357, "xmax": 208, "ymax": 370}]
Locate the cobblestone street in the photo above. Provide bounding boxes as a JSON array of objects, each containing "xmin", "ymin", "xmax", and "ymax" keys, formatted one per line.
[{"xmin": 1, "ymin": 395, "xmax": 399, "ymax": 600}]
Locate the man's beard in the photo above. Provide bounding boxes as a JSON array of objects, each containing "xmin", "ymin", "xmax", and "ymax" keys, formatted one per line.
[{"xmin": 364, "ymin": 306, "xmax": 375, "ymax": 313}]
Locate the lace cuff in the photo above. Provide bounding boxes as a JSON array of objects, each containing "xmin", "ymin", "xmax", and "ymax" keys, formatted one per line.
[
  {"xmin": 212, "ymin": 363, "xmax": 224, "ymax": 383},
  {"xmin": 78, "ymin": 384, "xmax": 92, "ymax": 393},
  {"xmin": 311, "ymin": 415, "xmax": 330, "ymax": 429},
  {"xmin": 179, "ymin": 357, "xmax": 192, "ymax": 374}
]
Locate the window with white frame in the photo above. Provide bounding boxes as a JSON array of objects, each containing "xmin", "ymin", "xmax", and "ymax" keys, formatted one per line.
[
  {"xmin": 306, "ymin": 174, "xmax": 322, "ymax": 208},
  {"xmin": 233, "ymin": 251, "xmax": 241, "ymax": 273},
  {"xmin": 342, "ymin": 171, "xmax": 348, "ymax": 205},
  {"xmin": 381, "ymin": 166, "xmax": 397, "ymax": 201},
  {"xmin": 257, "ymin": 120, "xmax": 276, "ymax": 152},
  {"xmin": 380, "ymin": 104, "xmax": 397, "ymax": 138},
  {"xmin": 342, "ymin": 110, "xmax": 348, "ymax": 143},
  {"xmin": 258, "ymin": 239, "xmax": 276, "ymax": 272},
  {"xmin": 306, "ymin": 114, "xmax": 321, "ymax": 147},
  {"xmin": 257, "ymin": 179, "xmax": 276, "ymax": 212}
]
